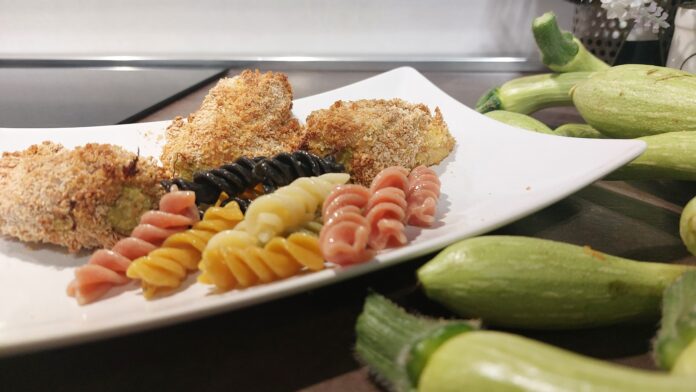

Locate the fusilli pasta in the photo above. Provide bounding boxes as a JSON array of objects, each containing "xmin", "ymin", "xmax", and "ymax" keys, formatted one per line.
[
  {"xmin": 162, "ymin": 157, "xmax": 262, "ymax": 205},
  {"xmin": 162, "ymin": 151, "xmax": 345, "ymax": 208},
  {"xmin": 199, "ymin": 230, "xmax": 324, "ymax": 291},
  {"xmin": 243, "ymin": 172, "xmax": 349, "ymax": 243},
  {"xmin": 66, "ymin": 190, "xmax": 199, "ymax": 305},
  {"xmin": 319, "ymin": 166, "xmax": 441, "ymax": 265},
  {"xmin": 406, "ymin": 165, "xmax": 440, "ymax": 227},
  {"xmin": 126, "ymin": 201, "xmax": 244, "ymax": 298},
  {"xmin": 365, "ymin": 167, "xmax": 409, "ymax": 250},
  {"xmin": 253, "ymin": 151, "xmax": 345, "ymax": 193},
  {"xmin": 319, "ymin": 185, "xmax": 373, "ymax": 265}
]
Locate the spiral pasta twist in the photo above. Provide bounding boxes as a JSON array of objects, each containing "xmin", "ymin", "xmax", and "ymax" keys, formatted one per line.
[
  {"xmin": 126, "ymin": 201, "xmax": 244, "ymax": 298},
  {"xmin": 319, "ymin": 166, "xmax": 441, "ymax": 266},
  {"xmin": 199, "ymin": 230, "xmax": 324, "ymax": 291},
  {"xmin": 243, "ymin": 172, "xmax": 350, "ymax": 243},
  {"xmin": 369, "ymin": 166, "xmax": 410, "ymax": 194},
  {"xmin": 162, "ymin": 157, "xmax": 262, "ymax": 205},
  {"xmin": 253, "ymin": 151, "xmax": 345, "ymax": 193},
  {"xmin": 162, "ymin": 151, "xmax": 345, "ymax": 208},
  {"xmin": 406, "ymin": 165, "xmax": 441, "ymax": 227},
  {"xmin": 319, "ymin": 185, "xmax": 373, "ymax": 265},
  {"xmin": 365, "ymin": 167, "xmax": 409, "ymax": 250},
  {"xmin": 66, "ymin": 191, "xmax": 199, "ymax": 305}
]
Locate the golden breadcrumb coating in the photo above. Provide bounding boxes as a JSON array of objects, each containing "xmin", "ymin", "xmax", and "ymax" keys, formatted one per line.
[
  {"xmin": 160, "ymin": 69, "xmax": 303, "ymax": 178},
  {"xmin": 300, "ymin": 99, "xmax": 455, "ymax": 185},
  {"xmin": 0, "ymin": 142, "xmax": 166, "ymax": 252}
]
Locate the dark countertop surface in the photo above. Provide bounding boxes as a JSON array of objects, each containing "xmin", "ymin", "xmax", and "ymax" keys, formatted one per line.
[
  {"xmin": 1, "ymin": 67, "xmax": 694, "ymax": 392},
  {"xmin": 0, "ymin": 67, "xmax": 226, "ymax": 128}
]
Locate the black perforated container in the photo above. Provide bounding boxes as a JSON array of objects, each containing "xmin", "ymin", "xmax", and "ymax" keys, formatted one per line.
[{"xmin": 568, "ymin": 0, "xmax": 682, "ymax": 66}]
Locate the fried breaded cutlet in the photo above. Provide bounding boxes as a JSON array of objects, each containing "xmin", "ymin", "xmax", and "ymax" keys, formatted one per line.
[
  {"xmin": 160, "ymin": 70, "xmax": 303, "ymax": 178},
  {"xmin": 0, "ymin": 142, "xmax": 166, "ymax": 252},
  {"xmin": 300, "ymin": 99, "xmax": 455, "ymax": 185}
]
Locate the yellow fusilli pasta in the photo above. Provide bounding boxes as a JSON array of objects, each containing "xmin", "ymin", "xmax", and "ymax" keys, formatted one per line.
[
  {"xmin": 126, "ymin": 202, "xmax": 244, "ymax": 298},
  {"xmin": 198, "ymin": 230, "xmax": 324, "ymax": 291},
  {"xmin": 243, "ymin": 173, "xmax": 349, "ymax": 243}
]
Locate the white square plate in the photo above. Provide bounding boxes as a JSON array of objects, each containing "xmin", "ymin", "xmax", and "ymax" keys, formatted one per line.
[{"xmin": 0, "ymin": 67, "xmax": 645, "ymax": 356}]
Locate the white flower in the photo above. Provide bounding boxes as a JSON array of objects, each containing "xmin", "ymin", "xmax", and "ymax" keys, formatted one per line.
[{"xmin": 601, "ymin": 0, "xmax": 670, "ymax": 33}]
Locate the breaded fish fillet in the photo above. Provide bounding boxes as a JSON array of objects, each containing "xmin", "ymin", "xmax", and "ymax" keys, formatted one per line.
[
  {"xmin": 300, "ymin": 99, "xmax": 455, "ymax": 185},
  {"xmin": 160, "ymin": 69, "xmax": 303, "ymax": 178},
  {"xmin": 0, "ymin": 142, "xmax": 166, "ymax": 252}
]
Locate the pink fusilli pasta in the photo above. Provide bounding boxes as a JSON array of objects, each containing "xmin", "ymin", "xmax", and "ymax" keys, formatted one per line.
[
  {"xmin": 66, "ymin": 190, "xmax": 199, "ymax": 305},
  {"xmin": 365, "ymin": 167, "xmax": 409, "ymax": 250},
  {"xmin": 369, "ymin": 166, "xmax": 410, "ymax": 194},
  {"xmin": 319, "ymin": 166, "xmax": 441, "ymax": 266},
  {"xmin": 319, "ymin": 185, "xmax": 373, "ymax": 265},
  {"xmin": 405, "ymin": 165, "xmax": 440, "ymax": 227}
]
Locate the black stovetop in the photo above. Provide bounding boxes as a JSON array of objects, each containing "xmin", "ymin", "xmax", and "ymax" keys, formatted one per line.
[{"xmin": 0, "ymin": 66, "xmax": 226, "ymax": 128}]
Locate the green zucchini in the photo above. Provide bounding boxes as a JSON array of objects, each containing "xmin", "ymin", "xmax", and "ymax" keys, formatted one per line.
[
  {"xmin": 571, "ymin": 64, "xmax": 696, "ymax": 138},
  {"xmin": 532, "ymin": 12, "xmax": 609, "ymax": 73},
  {"xmin": 476, "ymin": 72, "xmax": 591, "ymax": 114},
  {"xmin": 484, "ymin": 115, "xmax": 696, "ymax": 180},
  {"xmin": 418, "ymin": 236, "xmax": 692, "ymax": 329},
  {"xmin": 484, "ymin": 110, "xmax": 554, "ymax": 134},
  {"xmin": 608, "ymin": 132, "xmax": 696, "ymax": 181},
  {"xmin": 554, "ymin": 123, "xmax": 606, "ymax": 138},
  {"xmin": 681, "ymin": 196, "xmax": 696, "ymax": 256},
  {"xmin": 674, "ymin": 341, "xmax": 696, "ymax": 375},
  {"xmin": 485, "ymin": 112, "xmax": 607, "ymax": 139},
  {"xmin": 355, "ymin": 293, "xmax": 696, "ymax": 392},
  {"xmin": 655, "ymin": 271, "xmax": 696, "ymax": 374}
]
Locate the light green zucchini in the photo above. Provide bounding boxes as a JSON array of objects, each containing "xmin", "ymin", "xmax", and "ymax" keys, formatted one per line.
[
  {"xmin": 680, "ymin": 196, "xmax": 696, "ymax": 256},
  {"xmin": 482, "ymin": 113, "xmax": 696, "ymax": 180},
  {"xmin": 554, "ymin": 123, "xmax": 607, "ymax": 138},
  {"xmin": 532, "ymin": 12, "xmax": 609, "ymax": 73},
  {"xmin": 355, "ymin": 294, "xmax": 696, "ymax": 392},
  {"xmin": 418, "ymin": 236, "xmax": 692, "ymax": 329},
  {"xmin": 674, "ymin": 341, "xmax": 696, "ymax": 375},
  {"xmin": 421, "ymin": 331, "xmax": 696, "ymax": 392},
  {"xmin": 485, "ymin": 112, "xmax": 607, "ymax": 139},
  {"xmin": 476, "ymin": 72, "xmax": 591, "ymax": 114},
  {"xmin": 608, "ymin": 132, "xmax": 696, "ymax": 180},
  {"xmin": 485, "ymin": 111, "xmax": 607, "ymax": 139},
  {"xmin": 654, "ymin": 271, "xmax": 696, "ymax": 374},
  {"xmin": 571, "ymin": 64, "xmax": 696, "ymax": 138},
  {"xmin": 484, "ymin": 110, "xmax": 554, "ymax": 134}
]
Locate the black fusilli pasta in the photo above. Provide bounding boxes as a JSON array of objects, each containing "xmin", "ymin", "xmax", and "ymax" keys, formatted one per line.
[
  {"xmin": 162, "ymin": 151, "xmax": 345, "ymax": 209},
  {"xmin": 162, "ymin": 157, "xmax": 263, "ymax": 205},
  {"xmin": 253, "ymin": 151, "xmax": 345, "ymax": 193}
]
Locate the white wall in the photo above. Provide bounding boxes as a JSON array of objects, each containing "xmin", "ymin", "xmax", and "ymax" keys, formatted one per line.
[{"xmin": 0, "ymin": 0, "xmax": 574, "ymax": 59}]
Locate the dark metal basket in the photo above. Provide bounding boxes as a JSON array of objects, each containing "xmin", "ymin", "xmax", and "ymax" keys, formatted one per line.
[{"xmin": 570, "ymin": 0, "xmax": 682, "ymax": 65}]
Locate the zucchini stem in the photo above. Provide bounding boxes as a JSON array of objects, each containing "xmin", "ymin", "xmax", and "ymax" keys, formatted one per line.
[
  {"xmin": 532, "ymin": 12, "xmax": 609, "ymax": 72},
  {"xmin": 474, "ymin": 87, "xmax": 501, "ymax": 114},
  {"xmin": 354, "ymin": 293, "xmax": 475, "ymax": 391},
  {"xmin": 654, "ymin": 270, "xmax": 696, "ymax": 372},
  {"xmin": 533, "ymin": 12, "xmax": 578, "ymax": 67}
]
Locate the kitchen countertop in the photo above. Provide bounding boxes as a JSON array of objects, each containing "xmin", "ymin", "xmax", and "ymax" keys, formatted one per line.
[
  {"xmin": 0, "ymin": 67, "xmax": 227, "ymax": 128},
  {"xmin": 1, "ymin": 66, "xmax": 694, "ymax": 391}
]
